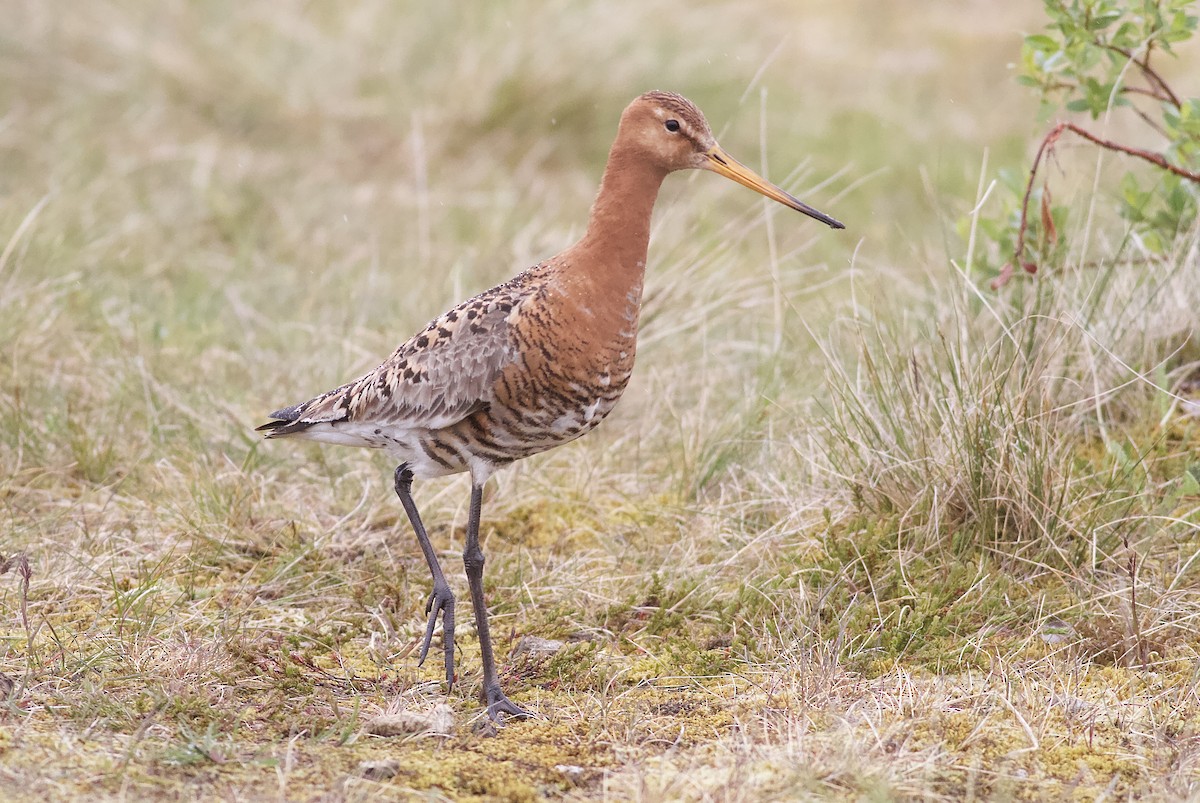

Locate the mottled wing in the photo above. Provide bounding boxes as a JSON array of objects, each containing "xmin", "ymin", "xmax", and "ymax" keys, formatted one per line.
[{"xmin": 258, "ymin": 291, "xmax": 521, "ymax": 436}]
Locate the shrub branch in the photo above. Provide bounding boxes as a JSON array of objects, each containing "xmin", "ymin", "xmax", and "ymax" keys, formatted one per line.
[
  {"xmin": 993, "ymin": 121, "xmax": 1200, "ymax": 289},
  {"xmin": 1101, "ymin": 43, "xmax": 1181, "ymax": 109}
]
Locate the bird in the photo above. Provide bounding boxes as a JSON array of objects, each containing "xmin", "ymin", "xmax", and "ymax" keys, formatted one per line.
[{"xmin": 258, "ymin": 90, "xmax": 843, "ymax": 725}]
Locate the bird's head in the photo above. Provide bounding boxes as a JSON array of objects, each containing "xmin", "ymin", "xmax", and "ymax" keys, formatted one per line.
[{"xmin": 617, "ymin": 91, "xmax": 844, "ymax": 229}]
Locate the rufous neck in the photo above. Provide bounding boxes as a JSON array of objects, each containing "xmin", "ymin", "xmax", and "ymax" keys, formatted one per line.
[{"xmin": 577, "ymin": 144, "xmax": 668, "ymax": 270}]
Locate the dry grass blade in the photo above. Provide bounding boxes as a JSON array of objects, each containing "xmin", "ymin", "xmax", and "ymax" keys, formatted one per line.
[{"xmin": 2, "ymin": 0, "xmax": 1199, "ymax": 800}]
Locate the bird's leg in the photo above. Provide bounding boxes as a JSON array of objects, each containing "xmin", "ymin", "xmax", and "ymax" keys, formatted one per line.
[
  {"xmin": 463, "ymin": 482, "xmax": 532, "ymax": 723},
  {"xmin": 393, "ymin": 465, "xmax": 455, "ymax": 689}
]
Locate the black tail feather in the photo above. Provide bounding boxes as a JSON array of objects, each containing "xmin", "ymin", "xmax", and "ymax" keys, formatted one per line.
[{"xmin": 256, "ymin": 403, "xmax": 312, "ymax": 436}]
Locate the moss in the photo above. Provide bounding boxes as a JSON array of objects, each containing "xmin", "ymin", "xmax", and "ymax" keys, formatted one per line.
[
  {"xmin": 5, "ymin": 2, "xmax": 1200, "ymax": 799},
  {"xmin": 489, "ymin": 498, "xmax": 601, "ymax": 553}
]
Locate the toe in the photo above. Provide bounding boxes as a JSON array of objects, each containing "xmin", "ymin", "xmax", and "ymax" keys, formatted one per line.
[{"xmin": 485, "ymin": 687, "xmax": 533, "ymax": 722}]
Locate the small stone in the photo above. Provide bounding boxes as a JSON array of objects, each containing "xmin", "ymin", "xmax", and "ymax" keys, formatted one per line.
[
  {"xmin": 472, "ymin": 718, "xmax": 500, "ymax": 738},
  {"xmin": 512, "ymin": 636, "xmax": 565, "ymax": 658},
  {"xmin": 555, "ymin": 764, "xmax": 586, "ymax": 785},
  {"xmin": 1040, "ymin": 617, "xmax": 1077, "ymax": 645},
  {"xmin": 427, "ymin": 703, "xmax": 454, "ymax": 735},
  {"xmin": 1049, "ymin": 693, "xmax": 1094, "ymax": 718},
  {"xmin": 358, "ymin": 759, "xmax": 400, "ymax": 780},
  {"xmin": 566, "ymin": 631, "xmax": 597, "ymax": 642},
  {"xmin": 365, "ymin": 703, "xmax": 454, "ymax": 737}
]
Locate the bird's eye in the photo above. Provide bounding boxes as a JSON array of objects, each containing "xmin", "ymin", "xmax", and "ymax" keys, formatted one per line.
[{"xmin": 664, "ymin": 119, "xmax": 681, "ymax": 133}]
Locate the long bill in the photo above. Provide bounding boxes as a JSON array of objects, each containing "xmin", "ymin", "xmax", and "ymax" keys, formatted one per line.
[{"xmin": 704, "ymin": 146, "xmax": 845, "ymax": 230}]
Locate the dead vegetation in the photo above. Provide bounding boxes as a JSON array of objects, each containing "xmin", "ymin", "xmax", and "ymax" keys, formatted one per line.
[{"xmin": 2, "ymin": 0, "xmax": 1199, "ymax": 800}]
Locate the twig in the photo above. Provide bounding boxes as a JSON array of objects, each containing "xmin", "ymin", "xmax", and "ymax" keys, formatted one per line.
[
  {"xmin": 1125, "ymin": 534, "xmax": 1149, "ymax": 671},
  {"xmin": 1062, "ymin": 122, "xmax": 1200, "ymax": 180},
  {"xmin": 992, "ymin": 127, "xmax": 1063, "ymax": 289},
  {"xmin": 1121, "ymin": 85, "xmax": 1174, "ymax": 106},
  {"xmin": 1102, "ymin": 43, "xmax": 1181, "ymax": 109},
  {"xmin": 993, "ymin": 122, "xmax": 1200, "ymax": 289},
  {"xmin": 0, "ymin": 554, "xmax": 32, "ymax": 643},
  {"xmin": 1120, "ymin": 99, "xmax": 1169, "ymax": 138}
]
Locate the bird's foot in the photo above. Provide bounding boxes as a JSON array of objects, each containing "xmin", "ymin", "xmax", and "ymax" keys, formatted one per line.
[
  {"xmin": 417, "ymin": 582, "xmax": 455, "ymax": 688},
  {"xmin": 485, "ymin": 683, "xmax": 532, "ymax": 724},
  {"xmin": 473, "ymin": 688, "xmax": 533, "ymax": 737}
]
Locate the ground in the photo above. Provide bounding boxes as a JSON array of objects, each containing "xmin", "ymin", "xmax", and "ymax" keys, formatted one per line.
[{"xmin": 2, "ymin": 0, "xmax": 1200, "ymax": 800}]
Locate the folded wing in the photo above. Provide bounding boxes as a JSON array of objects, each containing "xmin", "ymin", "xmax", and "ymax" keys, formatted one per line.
[{"xmin": 257, "ymin": 291, "xmax": 522, "ymax": 437}]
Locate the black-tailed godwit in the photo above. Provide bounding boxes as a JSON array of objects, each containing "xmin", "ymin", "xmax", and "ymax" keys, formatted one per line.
[{"xmin": 259, "ymin": 91, "xmax": 843, "ymax": 724}]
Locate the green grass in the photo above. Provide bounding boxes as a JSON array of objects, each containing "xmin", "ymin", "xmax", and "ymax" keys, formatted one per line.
[{"xmin": 3, "ymin": 0, "xmax": 1200, "ymax": 799}]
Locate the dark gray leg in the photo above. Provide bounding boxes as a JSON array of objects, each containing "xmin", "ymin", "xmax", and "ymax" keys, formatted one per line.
[
  {"xmin": 393, "ymin": 465, "xmax": 455, "ymax": 689},
  {"xmin": 463, "ymin": 482, "xmax": 531, "ymax": 722}
]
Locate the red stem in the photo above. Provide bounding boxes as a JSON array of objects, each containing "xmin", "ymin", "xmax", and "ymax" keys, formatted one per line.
[
  {"xmin": 993, "ymin": 122, "xmax": 1200, "ymax": 289},
  {"xmin": 1102, "ymin": 43, "xmax": 1181, "ymax": 110}
]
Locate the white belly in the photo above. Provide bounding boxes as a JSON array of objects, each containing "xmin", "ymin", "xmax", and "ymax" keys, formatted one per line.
[{"xmin": 277, "ymin": 421, "xmax": 467, "ymax": 478}]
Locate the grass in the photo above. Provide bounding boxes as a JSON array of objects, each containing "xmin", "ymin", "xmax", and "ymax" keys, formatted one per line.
[{"xmin": 3, "ymin": 0, "xmax": 1200, "ymax": 799}]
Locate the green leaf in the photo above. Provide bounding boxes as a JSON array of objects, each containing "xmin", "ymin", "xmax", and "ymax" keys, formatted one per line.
[
  {"xmin": 1141, "ymin": 229, "xmax": 1165, "ymax": 254},
  {"xmin": 1111, "ymin": 21, "xmax": 1138, "ymax": 46},
  {"xmin": 1180, "ymin": 469, "xmax": 1200, "ymax": 498},
  {"xmin": 1106, "ymin": 439, "xmax": 1133, "ymax": 470},
  {"xmin": 1089, "ymin": 11, "xmax": 1123, "ymax": 30},
  {"xmin": 1039, "ymin": 50, "xmax": 1068, "ymax": 72},
  {"xmin": 1025, "ymin": 34, "xmax": 1061, "ymax": 51}
]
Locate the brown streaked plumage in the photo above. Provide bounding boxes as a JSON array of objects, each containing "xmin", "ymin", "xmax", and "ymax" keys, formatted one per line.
[{"xmin": 258, "ymin": 90, "xmax": 843, "ymax": 726}]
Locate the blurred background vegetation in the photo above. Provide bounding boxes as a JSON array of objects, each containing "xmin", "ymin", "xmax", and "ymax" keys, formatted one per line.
[{"xmin": 3, "ymin": 1, "xmax": 1200, "ymax": 799}]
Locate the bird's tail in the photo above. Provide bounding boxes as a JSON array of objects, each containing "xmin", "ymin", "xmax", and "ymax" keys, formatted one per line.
[{"xmin": 256, "ymin": 404, "xmax": 314, "ymax": 437}]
